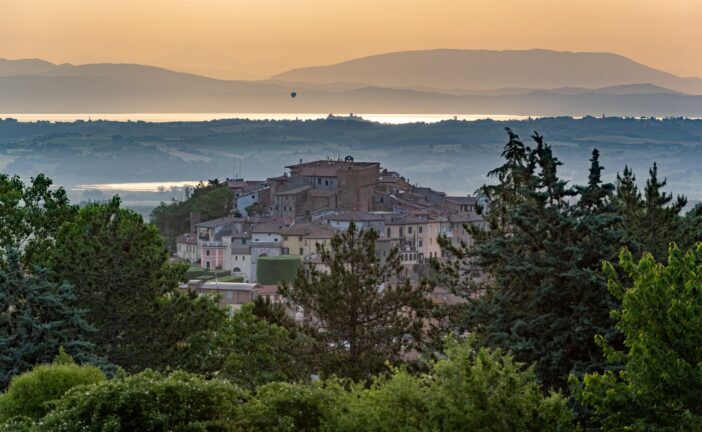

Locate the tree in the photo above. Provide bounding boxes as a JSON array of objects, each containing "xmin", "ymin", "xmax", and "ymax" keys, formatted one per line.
[
  {"xmin": 281, "ymin": 222, "xmax": 433, "ymax": 380},
  {"xmin": 0, "ymin": 350, "xmax": 106, "ymax": 422},
  {"xmin": 45, "ymin": 197, "xmax": 221, "ymax": 371},
  {"xmin": 176, "ymin": 304, "xmax": 312, "ymax": 390},
  {"xmin": 574, "ymin": 244, "xmax": 702, "ymax": 431},
  {"xmin": 613, "ymin": 163, "xmax": 688, "ymax": 261},
  {"xmin": 436, "ymin": 133, "xmax": 621, "ymax": 390},
  {"xmin": 0, "ymin": 174, "xmax": 76, "ymax": 268},
  {"xmin": 0, "ymin": 250, "xmax": 96, "ymax": 388},
  {"xmin": 41, "ymin": 370, "xmax": 246, "ymax": 432},
  {"xmin": 150, "ymin": 181, "xmax": 234, "ymax": 250},
  {"xmin": 245, "ymin": 201, "xmax": 269, "ymax": 217}
]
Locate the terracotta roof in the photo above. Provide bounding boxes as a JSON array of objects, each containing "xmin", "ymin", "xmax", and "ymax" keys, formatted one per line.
[{"xmin": 256, "ymin": 284, "xmax": 280, "ymax": 296}]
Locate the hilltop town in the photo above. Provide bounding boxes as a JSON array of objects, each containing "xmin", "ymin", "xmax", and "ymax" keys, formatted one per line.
[{"xmin": 173, "ymin": 157, "xmax": 486, "ymax": 311}]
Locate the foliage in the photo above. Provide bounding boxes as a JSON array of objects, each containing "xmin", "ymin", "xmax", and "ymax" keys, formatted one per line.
[
  {"xmin": 256, "ymin": 256, "xmax": 300, "ymax": 285},
  {"xmin": 574, "ymin": 244, "xmax": 702, "ymax": 431},
  {"xmin": 237, "ymin": 337, "xmax": 572, "ymax": 432},
  {"xmin": 281, "ymin": 222, "xmax": 434, "ymax": 380},
  {"xmin": 245, "ymin": 201, "xmax": 269, "ymax": 217},
  {"xmin": 0, "ymin": 174, "xmax": 76, "ymax": 268},
  {"xmin": 436, "ymin": 131, "xmax": 622, "ymax": 390},
  {"xmin": 424, "ymin": 337, "xmax": 572, "ymax": 431},
  {"xmin": 613, "ymin": 163, "xmax": 688, "ymax": 261},
  {"xmin": 236, "ymin": 381, "xmax": 342, "ymax": 432},
  {"xmin": 150, "ymin": 180, "xmax": 234, "ymax": 250},
  {"xmin": 175, "ymin": 304, "xmax": 311, "ymax": 390},
  {"xmin": 0, "ymin": 250, "xmax": 97, "ymax": 388},
  {"xmin": 44, "ymin": 197, "xmax": 222, "ymax": 371},
  {"xmin": 41, "ymin": 370, "xmax": 246, "ymax": 432},
  {"xmin": 0, "ymin": 351, "xmax": 106, "ymax": 422}
]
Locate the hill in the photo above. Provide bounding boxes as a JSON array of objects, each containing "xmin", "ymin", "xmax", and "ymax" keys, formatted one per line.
[
  {"xmin": 272, "ymin": 49, "xmax": 702, "ymax": 94},
  {"xmin": 1, "ymin": 54, "xmax": 702, "ymax": 115}
]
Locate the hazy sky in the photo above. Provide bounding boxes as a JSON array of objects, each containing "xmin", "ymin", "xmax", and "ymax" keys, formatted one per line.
[{"xmin": 1, "ymin": 0, "xmax": 700, "ymax": 79}]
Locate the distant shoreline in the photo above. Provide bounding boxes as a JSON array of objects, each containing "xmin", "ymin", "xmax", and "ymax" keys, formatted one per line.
[{"xmin": 0, "ymin": 113, "xmax": 535, "ymax": 124}]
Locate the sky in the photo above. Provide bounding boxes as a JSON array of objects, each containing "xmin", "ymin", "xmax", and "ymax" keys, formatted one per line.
[{"xmin": 1, "ymin": 0, "xmax": 700, "ymax": 80}]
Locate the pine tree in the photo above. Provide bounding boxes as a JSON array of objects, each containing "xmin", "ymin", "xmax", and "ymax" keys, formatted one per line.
[
  {"xmin": 480, "ymin": 128, "xmax": 534, "ymax": 229},
  {"xmin": 614, "ymin": 163, "xmax": 687, "ymax": 261},
  {"xmin": 0, "ymin": 250, "xmax": 95, "ymax": 387},
  {"xmin": 280, "ymin": 222, "xmax": 433, "ymax": 380},
  {"xmin": 436, "ymin": 135, "xmax": 621, "ymax": 390}
]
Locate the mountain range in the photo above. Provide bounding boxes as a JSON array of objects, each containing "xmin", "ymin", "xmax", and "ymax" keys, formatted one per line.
[{"xmin": 1, "ymin": 50, "xmax": 702, "ymax": 116}]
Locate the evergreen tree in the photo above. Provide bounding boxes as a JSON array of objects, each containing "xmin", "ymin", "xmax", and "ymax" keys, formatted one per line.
[
  {"xmin": 0, "ymin": 250, "xmax": 95, "ymax": 387},
  {"xmin": 437, "ymin": 133, "xmax": 621, "ymax": 390},
  {"xmin": 480, "ymin": 127, "xmax": 534, "ymax": 229},
  {"xmin": 45, "ymin": 197, "xmax": 222, "ymax": 371},
  {"xmin": 281, "ymin": 222, "xmax": 433, "ymax": 380},
  {"xmin": 613, "ymin": 163, "xmax": 687, "ymax": 261}
]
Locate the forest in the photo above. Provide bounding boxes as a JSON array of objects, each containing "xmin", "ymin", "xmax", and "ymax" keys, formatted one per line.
[{"xmin": 1, "ymin": 129, "xmax": 702, "ymax": 431}]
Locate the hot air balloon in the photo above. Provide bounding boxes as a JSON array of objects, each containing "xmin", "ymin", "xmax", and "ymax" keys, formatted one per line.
[{"xmin": 290, "ymin": 91, "xmax": 297, "ymax": 98}]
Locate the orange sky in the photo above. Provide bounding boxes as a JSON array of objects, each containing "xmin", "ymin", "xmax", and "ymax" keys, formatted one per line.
[{"xmin": 1, "ymin": 0, "xmax": 700, "ymax": 79}]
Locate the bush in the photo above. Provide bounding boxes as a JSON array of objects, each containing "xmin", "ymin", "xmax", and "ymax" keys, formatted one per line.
[
  {"xmin": 425, "ymin": 337, "xmax": 572, "ymax": 431},
  {"xmin": 41, "ymin": 370, "xmax": 246, "ymax": 432},
  {"xmin": 329, "ymin": 371, "xmax": 428, "ymax": 432},
  {"xmin": 235, "ymin": 381, "xmax": 341, "ymax": 432},
  {"xmin": 0, "ymin": 353, "xmax": 106, "ymax": 422}
]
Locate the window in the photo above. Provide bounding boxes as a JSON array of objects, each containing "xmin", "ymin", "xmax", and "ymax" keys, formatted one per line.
[
  {"xmin": 325, "ymin": 180, "xmax": 329, "ymax": 186},
  {"xmin": 386, "ymin": 227, "xmax": 391, "ymax": 237},
  {"xmin": 299, "ymin": 248, "xmax": 303, "ymax": 255},
  {"xmin": 242, "ymin": 239, "xmax": 246, "ymax": 245},
  {"xmin": 242, "ymin": 256, "xmax": 245, "ymax": 261},
  {"xmin": 205, "ymin": 261, "xmax": 211, "ymax": 269},
  {"xmin": 206, "ymin": 250, "xmax": 210, "ymax": 256},
  {"xmin": 419, "ymin": 226, "xmax": 423, "ymax": 234},
  {"xmin": 399, "ymin": 227, "xmax": 404, "ymax": 237},
  {"xmin": 317, "ymin": 177, "xmax": 321, "ymax": 184},
  {"xmin": 419, "ymin": 239, "xmax": 423, "ymax": 247},
  {"xmin": 226, "ymin": 291, "xmax": 233, "ymax": 299},
  {"xmin": 235, "ymin": 256, "xmax": 238, "ymax": 261},
  {"xmin": 408, "ymin": 226, "xmax": 413, "ymax": 234}
]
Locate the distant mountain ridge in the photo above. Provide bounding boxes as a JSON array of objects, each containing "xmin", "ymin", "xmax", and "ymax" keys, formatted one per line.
[
  {"xmin": 272, "ymin": 49, "xmax": 702, "ymax": 95},
  {"xmin": 1, "ymin": 51, "xmax": 702, "ymax": 116}
]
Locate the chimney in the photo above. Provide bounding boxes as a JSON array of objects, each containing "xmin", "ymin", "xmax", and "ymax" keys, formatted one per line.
[{"xmin": 189, "ymin": 212, "xmax": 201, "ymax": 234}]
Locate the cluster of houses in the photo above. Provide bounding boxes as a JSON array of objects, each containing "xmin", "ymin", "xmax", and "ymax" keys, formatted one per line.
[{"xmin": 176, "ymin": 157, "xmax": 486, "ymax": 314}]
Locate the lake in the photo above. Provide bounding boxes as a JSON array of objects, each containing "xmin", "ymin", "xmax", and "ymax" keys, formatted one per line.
[{"xmin": 0, "ymin": 113, "xmax": 534, "ymax": 124}]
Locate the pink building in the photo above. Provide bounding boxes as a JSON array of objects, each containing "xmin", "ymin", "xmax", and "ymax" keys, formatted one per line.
[{"xmin": 201, "ymin": 242, "xmax": 226, "ymax": 269}]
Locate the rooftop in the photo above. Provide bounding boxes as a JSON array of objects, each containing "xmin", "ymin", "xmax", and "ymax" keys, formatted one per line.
[
  {"xmin": 274, "ymin": 184, "xmax": 312, "ymax": 196},
  {"xmin": 286, "ymin": 160, "xmax": 380, "ymax": 177},
  {"xmin": 324, "ymin": 210, "xmax": 384, "ymax": 222}
]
